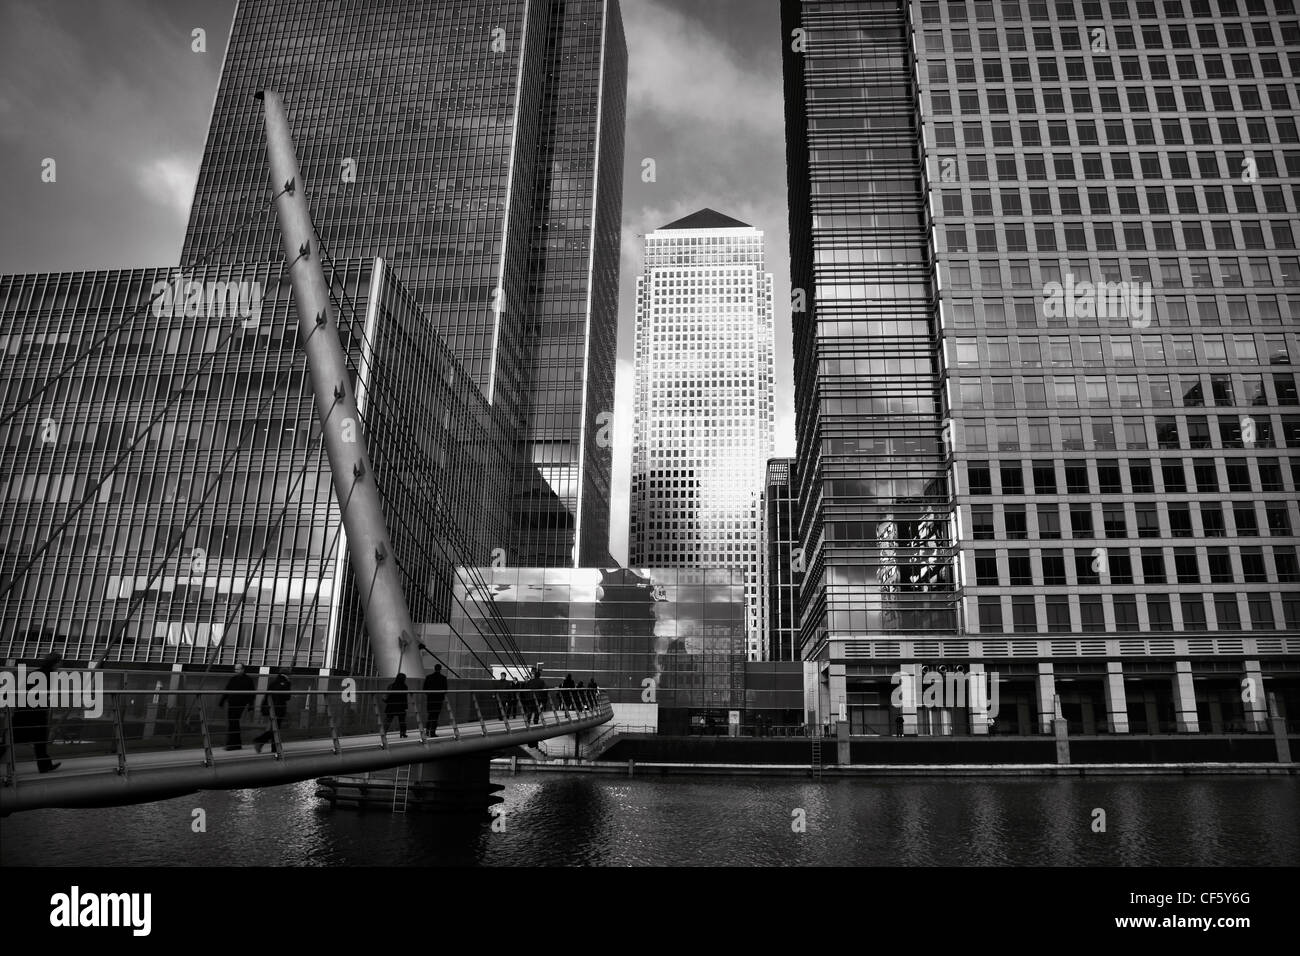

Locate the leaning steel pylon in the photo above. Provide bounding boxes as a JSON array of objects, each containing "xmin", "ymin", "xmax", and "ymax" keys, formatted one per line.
[{"xmin": 258, "ymin": 89, "xmax": 423, "ymax": 681}]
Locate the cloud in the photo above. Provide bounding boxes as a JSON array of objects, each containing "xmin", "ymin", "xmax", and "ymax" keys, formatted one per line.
[
  {"xmin": 136, "ymin": 155, "xmax": 198, "ymax": 221},
  {"xmin": 623, "ymin": 0, "xmax": 783, "ymax": 139}
]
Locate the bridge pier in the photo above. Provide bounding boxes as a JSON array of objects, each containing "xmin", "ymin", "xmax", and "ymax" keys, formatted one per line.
[{"xmin": 315, "ymin": 756, "xmax": 503, "ymax": 814}]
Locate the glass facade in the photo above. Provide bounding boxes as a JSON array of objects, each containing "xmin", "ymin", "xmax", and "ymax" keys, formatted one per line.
[
  {"xmin": 784, "ymin": 0, "xmax": 1300, "ymax": 733},
  {"xmin": 447, "ymin": 566, "xmax": 747, "ymax": 733},
  {"xmin": 0, "ymin": 259, "xmax": 509, "ymax": 674},
  {"xmin": 181, "ymin": 0, "xmax": 626, "ymax": 568},
  {"xmin": 781, "ymin": 0, "xmax": 959, "ymax": 677},
  {"xmin": 761, "ymin": 457, "xmax": 802, "ymax": 662},
  {"xmin": 518, "ymin": 0, "xmax": 626, "ymax": 567}
]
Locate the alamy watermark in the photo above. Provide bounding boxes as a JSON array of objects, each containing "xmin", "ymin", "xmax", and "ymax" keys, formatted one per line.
[
  {"xmin": 1042, "ymin": 274, "xmax": 1153, "ymax": 328},
  {"xmin": 891, "ymin": 664, "xmax": 1000, "ymax": 722},
  {"xmin": 0, "ymin": 666, "xmax": 103, "ymax": 719},
  {"xmin": 150, "ymin": 270, "xmax": 263, "ymax": 328}
]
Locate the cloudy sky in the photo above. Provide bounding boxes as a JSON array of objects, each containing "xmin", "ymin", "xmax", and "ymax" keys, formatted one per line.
[{"xmin": 0, "ymin": 0, "xmax": 793, "ymax": 565}]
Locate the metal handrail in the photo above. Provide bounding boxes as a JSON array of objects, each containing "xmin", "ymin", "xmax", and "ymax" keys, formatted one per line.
[{"xmin": 0, "ymin": 680, "xmax": 611, "ymax": 786}]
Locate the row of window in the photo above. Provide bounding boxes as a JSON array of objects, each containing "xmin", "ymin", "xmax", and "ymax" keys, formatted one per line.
[
  {"xmin": 968, "ymin": 455, "xmax": 1297, "ymax": 495},
  {"xmin": 941, "ymin": 218, "xmax": 1297, "ymax": 256},
  {"xmin": 930, "ymin": 83, "xmax": 1295, "ymax": 118},
  {"xmin": 967, "ymin": 498, "xmax": 1295, "ymax": 538},
  {"xmin": 926, "ymin": 22, "xmax": 1297, "ymax": 56},
  {"xmin": 927, "ymin": 149, "xmax": 1299, "ymax": 184},
  {"xmin": 939, "ymin": 183, "xmax": 1297, "ymax": 219},
  {"xmin": 955, "ymin": 409, "xmax": 1300, "ymax": 450},
  {"xmin": 951, "ymin": 338, "xmax": 1295, "ymax": 371},
  {"xmin": 925, "ymin": 51, "xmax": 1297, "ymax": 86},
  {"xmin": 917, "ymin": 0, "xmax": 1295, "ymax": 24},
  {"xmin": 944, "ymin": 257, "xmax": 1299, "ymax": 290},
  {"xmin": 954, "ymin": 374, "xmax": 1292, "ymax": 408},
  {"xmin": 949, "ymin": 412, "xmax": 1279, "ymax": 452},
  {"xmin": 973, "ymin": 589, "xmax": 1296, "ymax": 633},
  {"xmin": 970, "ymin": 543, "xmax": 1299, "ymax": 585}
]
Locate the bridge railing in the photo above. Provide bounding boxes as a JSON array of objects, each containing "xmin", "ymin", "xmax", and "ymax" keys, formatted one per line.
[{"xmin": 0, "ymin": 670, "xmax": 609, "ymax": 783}]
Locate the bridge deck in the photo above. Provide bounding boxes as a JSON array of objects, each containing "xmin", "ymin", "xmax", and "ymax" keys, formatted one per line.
[{"xmin": 3, "ymin": 697, "xmax": 611, "ymax": 813}]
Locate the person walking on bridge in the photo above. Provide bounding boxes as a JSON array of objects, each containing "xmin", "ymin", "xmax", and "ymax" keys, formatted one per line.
[
  {"xmin": 6, "ymin": 652, "xmax": 63, "ymax": 772},
  {"xmin": 254, "ymin": 669, "xmax": 292, "ymax": 754},
  {"xmin": 423, "ymin": 663, "xmax": 448, "ymax": 734},
  {"xmin": 561, "ymin": 673, "xmax": 577, "ymax": 710},
  {"xmin": 217, "ymin": 663, "xmax": 256, "ymax": 751},
  {"xmin": 526, "ymin": 666, "xmax": 547, "ymax": 725},
  {"xmin": 383, "ymin": 673, "xmax": 409, "ymax": 738}
]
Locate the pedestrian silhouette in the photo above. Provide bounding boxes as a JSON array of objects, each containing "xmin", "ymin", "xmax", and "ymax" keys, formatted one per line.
[
  {"xmin": 7, "ymin": 652, "xmax": 63, "ymax": 772},
  {"xmin": 526, "ymin": 666, "xmax": 546, "ymax": 725},
  {"xmin": 384, "ymin": 673, "xmax": 408, "ymax": 737},
  {"xmin": 217, "ymin": 663, "xmax": 256, "ymax": 750},
  {"xmin": 423, "ymin": 664, "xmax": 448, "ymax": 733},
  {"xmin": 561, "ymin": 673, "xmax": 576, "ymax": 709},
  {"xmin": 254, "ymin": 669, "xmax": 292, "ymax": 753}
]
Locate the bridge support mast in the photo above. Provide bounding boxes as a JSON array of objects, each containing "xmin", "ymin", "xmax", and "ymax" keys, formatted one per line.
[{"xmin": 258, "ymin": 89, "xmax": 423, "ymax": 681}]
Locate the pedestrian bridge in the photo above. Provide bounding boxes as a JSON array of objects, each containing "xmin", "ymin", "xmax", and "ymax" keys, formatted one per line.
[{"xmin": 1, "ymin": 673, "xmax": 611, "ymax": 814}]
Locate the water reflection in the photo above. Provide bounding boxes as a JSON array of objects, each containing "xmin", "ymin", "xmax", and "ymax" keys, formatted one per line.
[{"xmin": 2, "ymin": 774, "xmax": 1296, "ymax": 867}]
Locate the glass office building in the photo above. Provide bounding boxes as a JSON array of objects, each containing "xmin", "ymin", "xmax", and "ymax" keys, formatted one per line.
[
  {"xmin": 447, "ymin": 566, "xmax": 747, "ymax": 733},
  {"xmin": 0, "ymin": 259, "xmax": 509, "ymax": 673},
  {"xmin": 783, "ymin": 0, "xmax": 1299, "ymax": 733},
  {"xmin": 628, "ymin": 210, "xmax": 776, "ymax": 659},
  {"xmin": 181, "ymin": 0, "xmax": 626, "ymax": 567}
]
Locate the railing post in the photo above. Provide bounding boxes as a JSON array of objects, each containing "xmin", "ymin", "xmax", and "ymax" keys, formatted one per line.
[
  {"xmin": 377, "ymin": 695, "xmax": 389, "ymax": 750},
  {"xmin": 472, "ymin": 694, "xmax": 488, "ymax": 736},
  {"xmin": 270, "ymin": 702, "xmax": 283, "ymax": 760},
  {"xmin": 196, "ymin": 693, "xmax": 214, "ymax": 767},
  {"xmin": 496, "ymin": 694, "xmax": 511, "ymax": 731},
  {"xmin": 447, "ymin": 695, "xmax": 460, "ymax": 741},
  {"xmin": 111, "ymin": 693, "xmax": 128, "ymax": 776},
  {"xmin": 328, "ymin": 697, "xmax": 342, "ymax": 755},
  {"xmin": 2, "ymin": 707, "xmax": 17, "ymax": 785}
]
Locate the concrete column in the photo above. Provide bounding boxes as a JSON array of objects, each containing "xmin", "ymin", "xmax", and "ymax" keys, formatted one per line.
[
  {"xmin": 1243, "ymin": 660, "xmax": 1269, "ymax": 732},
  {"xmin": 896, "ymin": 663, "xmax": 919, "ymax": 735},
  {"xmin": 828, "ymin": 663, "xmax": 846, "ymax": 732},
  {"xmin": 1173, "ymin": 660, "xmax": 1199, "ymax": 733},
  {"xmin": 836, "ymin": 719, "xmax": 850, "ymax": 765},
  {"xmin": 1053, "ymin": 701, "xmax": 1070, "ymax": 765},
  {"xmin": 1268, "ymin": 692, "xmax": 1291, "ymax": 764},
  {"xmin": 1104, "ymin": 661, "xmax": 1129, "ymax": 734},
  {"xmin": 1036, "ymin": 663, "xmax": 1057, "ymax": 734}
]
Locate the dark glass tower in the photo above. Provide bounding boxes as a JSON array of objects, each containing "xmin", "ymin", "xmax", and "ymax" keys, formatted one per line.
[
  {"xmin": 181, "ymin": 0, "xmax": 625, "ymax": 568},
  {"xmin": 761, "ymin": 458, "xmax": 801, "ymax": 662},
  {"xmin": 781, "ymin": 0, "xmax": 958, "ymax": 715}
]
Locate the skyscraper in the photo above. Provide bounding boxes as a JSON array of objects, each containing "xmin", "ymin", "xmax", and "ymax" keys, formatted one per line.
[
  {"xmin": 760, "ymin": 457, "xmax": 801, "ymax": 662},
  {"xmin": 182, "ymin": 0, "xmax": 626, "ymax": 568},
  {"xmin": 782, "ymin": 0, "xmax": 958, "ymax": 727},
  {"xmin": 628, "ymin": 209, "xmax": 776, "ymax": 652},
  {"xmin": 783, "ymin": 0, "xmax": 1299, "ymax": 734}
]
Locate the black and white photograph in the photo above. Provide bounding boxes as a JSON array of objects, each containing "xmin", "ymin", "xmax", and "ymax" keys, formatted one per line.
[{"xmin": 0, "ymin": 0, "xmax": 1296, "ymax": 933}]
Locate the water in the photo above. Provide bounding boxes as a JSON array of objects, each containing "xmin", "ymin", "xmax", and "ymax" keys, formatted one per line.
[{"xmin": 3, "ymin": 773, "xmax": 1297, "ymax": 866}]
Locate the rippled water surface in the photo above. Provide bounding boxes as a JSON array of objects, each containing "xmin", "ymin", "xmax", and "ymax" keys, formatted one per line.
[{"xmin": 3, "ymin": 773, "xmax": 1296, "ymax": 866}]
